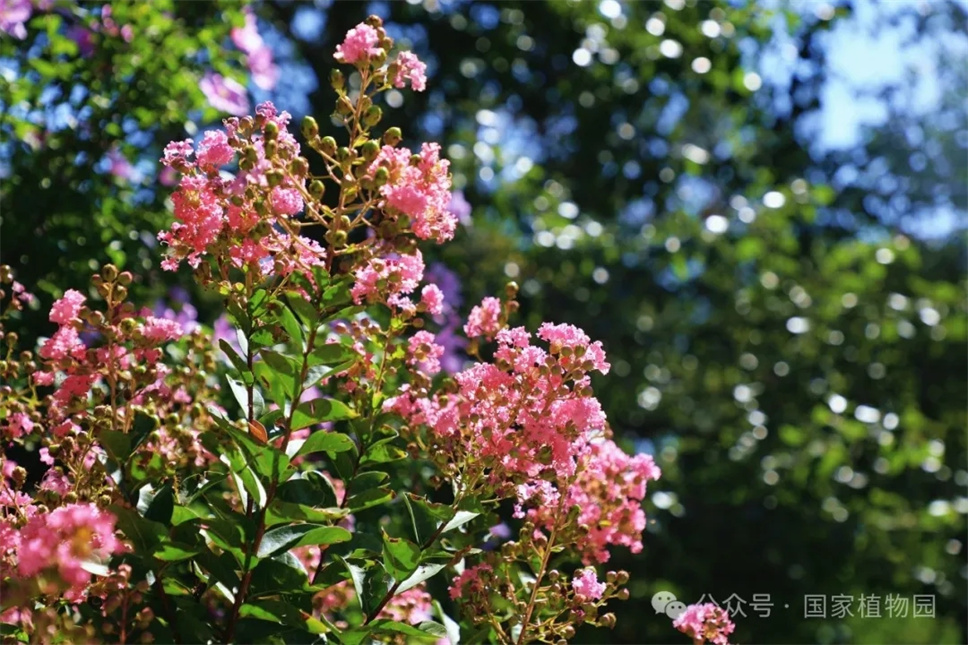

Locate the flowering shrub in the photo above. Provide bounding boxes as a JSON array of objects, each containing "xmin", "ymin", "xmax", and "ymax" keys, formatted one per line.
[{"xmin": 0, "ymin": 16, "xmax": 725, "ymax": 645}]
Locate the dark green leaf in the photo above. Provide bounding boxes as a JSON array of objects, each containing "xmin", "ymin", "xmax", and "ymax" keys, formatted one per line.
[
  {"xmin": 291, "ymin": 398, "xmax": 356, "ymax": 430},
  {"xmin": 256, "ymin": 524, "xmax": 351, "ymax": 558}
]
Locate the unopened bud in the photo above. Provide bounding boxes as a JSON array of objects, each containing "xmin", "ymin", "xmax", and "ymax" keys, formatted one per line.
[
  {"xmin": 266, "ymin": 170, "xmax": 285, "ymax": 188},
  {"xmin": 264, "ymin": 140, "xmax": 278, "ymax": 159},
  {"xmin": 302, "ymin": 116, "xmax": 319, "ymax": 139},
  {"xmin": 373, "ymin": 166, "xmax": 389, "ymax": 187},
  {"xmin": 309, "ymin": 180, "xmax": 326, "ymax": 200},
  {"xmin": 286, "ymin": 158, "xmax": 307, "ymax": 178},
  {"xmin": 360, "ymin": 140, "xmax": 380, "ymax": 161},
  {"xmin": 102, "ymin": 264, "xmax": 119, "ymax": 281},
  {"xmin": 320, "ymin": 136, "xmax": 338, "ymax": 156},
  {"xmin": 336, "ymin": 146, "xmax": 353, "ymax": 163},
  {"xmin": 118, "ymin": 271, "xmax": 133, "ymax": 286},
  {"xmin": 383, "ymin": 127, "xmax": 402, "ymax": 147},
  {"xmin": 330, "ymin": 69, "xmax": 344, "ymax": 90},
  {"xmin": 505, "ymin": 281, "xmax": 519, "ymax": 298},
  {"xmin": 11, "ymin": 467, "xmax": 26, "ymax": 486}
]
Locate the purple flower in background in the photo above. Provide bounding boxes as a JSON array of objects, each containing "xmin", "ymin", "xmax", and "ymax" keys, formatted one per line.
[
  {"xmin": 107, "ymin": 147, "xmax": 135, "ymax": 181},
  {"xmin": 448, "ymin": 190, "xmax": 472, "ymax": 226},
  {"xmin": 154, "ymin": 289, "xmax": 199, "ymax": 334},
  {"xmin": 0, "ymin": 0, "xmax": 31, "ymax": 39},
  {"xmin": 231, "ymin": 8, "xmax": 279, "ymax": 90},
  {"xmin": 67, "ymin": 25, "xmax": 94, "ymax": 57},
  {"xmin": 213, "ymin": 314, "xmax": 241, "ymax": 356},
  {"xmin": 200, "ymin": 72, "xmax": 249, "ymax": 116},
  {"xmin": 425, "ymin": 262, "xmax": 462, "ymax": 313},
  {"xmin": 435, "ymin": 323, "xmax": 467, "ymax": 374}
]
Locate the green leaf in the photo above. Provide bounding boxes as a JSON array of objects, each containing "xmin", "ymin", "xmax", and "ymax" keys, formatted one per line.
[
  {"xmin": 368, "ymin": 619, "xmax": 441, "ymax": 642},
  {"xmin": 345, "ymin": 487, "xmax": 394, "ymax": 513},
  {"xmin": 286, "ymin": 293, "xmax": 318, "ymax": 326},
  {"xmin": 256, "ymin": 524, "xmax": 351, "ymax": 558},
  {"xmin": 227, "ymin": 375, "xmax": 264, "ymax": 417},
  {"xmin": 291, "ymin": 398, "xmax": 356, "ymax": 430},
  {"xmin": 278, "ymin": 303, "xmax": 305, "ymax": 346},
  {"xmin": 153, "ymin": 543, "xmax": 200, "ymax": 562},
  {"xmin": 288, "ymin": 430, "xmax": 355, "ymax": 459},
  {"xmin": 277, "ymin": 471, "xmax": 340, "ymax": 508},
  {"xmin": 307, "ymin": 342, "xmax": 358, "ymax": 367},
  {"xmin": 362, "ymin": 562, "xmax": 392, "ymax": 617},
  {"xmin": 219, "ymin": 338, "xmax": 250, "ymax": 377},
  {"xmin": 382, "ymin": 532, "xmax": 421, "ymax": 580},
  {"xmin": 249, "ymin": 552, "xmax": 309, "ymax": 596},
  {"xmin": 396, "ymin": 562, "xmax": 447, "ymax": 594},
  {"xmin": 99, "ymin": 430, "xmax": 131, "ymax": 462},
  {"xmin": 111, "ymin": 505, "xmax": 167, "ymax": 552},
  {"xmin": 441, "ymin": 510, "xmax": 480, "ymax": 535},
  {"xmin": 347, "ymin": 471, "xmax": 389, "ymax": 497},
  {"xmin": 264, "ymin": 499, "xmax": 347, "ymax": 527},
  {"xmin": 138, "ymin": 482, "xmax": 175, "ymax": 524}
]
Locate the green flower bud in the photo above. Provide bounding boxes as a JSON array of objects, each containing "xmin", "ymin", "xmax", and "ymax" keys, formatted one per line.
[
  {"xmin": 330, "ymin": 69, "xmax": 344, "ymax": 90},
  {"xmin": 266, "ymin": 170, "xmax": 285, "ymax": 188},
  {"xmin": 309, "ymin": 180, "xmax": 326, "ymax": 200},
  {"xmin": 320, "ymin": 136, "xmax": 338, "ymax": 156},
  {"xmin": 383, "ymin": 127, "xmax": 402, "ymax": 146},
  {"xmin": 263, "ymin": 120, "xmax": 279, "ymax": 140},
  {"xmin": 363, "ymin": 105, "xmax": 382, "ymax": 127},
  {"xmin": 360, "ymin": 139, "xmax": 380, "ymax": 161},
  {"xmin": 301, "ymin": 115, "xmax": 319, "ymax": 139}
]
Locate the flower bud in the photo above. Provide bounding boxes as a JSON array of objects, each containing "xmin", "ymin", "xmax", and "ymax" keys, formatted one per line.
[
  {"xmin": 336, "ymin": 146, "xmax": 353, "ymax": 163},
  {"xmin": 264, "ymin": 140, "xmax": 278, "ymax": 159},
  {"xmin": 363, "ymin": 106, "xmax": 383, "ymax": 128},
  {"xmin": 302, "ymin": 115, "xmax": 319, "ymax": 139},
  {"xmin": 101, "ymin": 264, "xmax": 119, "ymax": 281},
  {"xmin": 264, "ymin": 120, "xmax": 279, "ymax": 140},
  {"xmin": 11, "ymin": 467, "xmax": 26, "ymax": 486},
  {"xmin": 330, "ymin": 69, "xmax": 344, "ymax": 91},
  {"xmin": 383, "ymin": 127, "xmax": 402, "ymax": 146},
  {"xmin": 360, "ymin": 139, "xmax": 380, "ymax": 161},
  {"xmin": 266, "ymin": 170, "xmax": 285, "ymax": 188},
  {"xmin": 505, "ymin": 281, "xmax": 519, "ymax": 298},
  {"xmin": 615, "ymin": 588, "xmax": 630, "ymax": 600},
  {"xmin": 290, "ymin": 157, "xmax": 309, "ymax": 177},
  {"xmin": 320, "ymin": 136, "xmax": 338, "ymax": 156},
  {"xmin": 373, "ymin": 167, "xmax": 390, "ymax": 187},
  {"xmin": 309, "ymin": 180, "xmax": 326, "ymax": 200},
  {"xmin": 118, "ymin": 271, "xmax": 133, "ymax": 286}
]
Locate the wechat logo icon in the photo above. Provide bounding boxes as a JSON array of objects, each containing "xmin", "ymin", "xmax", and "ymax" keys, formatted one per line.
[{"xmin": 652, "ymin": 591, "xmax": 687, "ymax": 620}]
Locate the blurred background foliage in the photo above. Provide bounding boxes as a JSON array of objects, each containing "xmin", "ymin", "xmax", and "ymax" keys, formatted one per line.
[{"xmin": 1, "ymin": 1, "xmax": 965, "ymax": 643}]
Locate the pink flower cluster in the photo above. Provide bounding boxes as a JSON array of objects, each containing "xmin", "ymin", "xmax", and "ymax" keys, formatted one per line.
[
  {"xmin": 231, "ymin": 7, "xmax": 279, "ymax": 90},
  {"xmin": 523, "ymin": 438, "xmax": 661, "ymax": 564},
  {"xmin": 407, "ymin": 330, "xmax": 445, "ymax": 376},
  {"xmin": 380, "ymin": 587, "xmax": 434, "ymax": 625},
  {"xmin": 393, "ymin": 51, "xmax": 427, "ymax": 92},
  {"xmin": 387, "ymin": 324, "xmax": 610, "ymax": 500},
  {"xmin": 33, "ymin": 289, "xmax": 186, "ymax": 440},
  {"xmin": 464, "ymin": 296, "xmax": 502, "ymax": 339},
  {"xmin": 449, "ymin": 563, "xmax": 493, "ymax": 600},
  {"xmin": 673, "ymin": 603, "xmax": 736, "ymax": 645},
  {"xmin": 7, "ymin": 503, "xmax": 122, "ymax": 600},
  {"xmin": 369, "ymin": 143, "xmax": 456, "ymax": 243},
  {"xmin": 159, "ymin": 102, "xmax": 322, "ymax": 278},
  {"xmin": 350, "ymin": 249, "xmax": 425, "ymax": 313},
  {"xmin": 572, "ymin": 568, "xmax": 605, "ymax": 601},
  {"xmin": 333, "ymin": 22, "xmax": 383, "ymax": 64}
]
